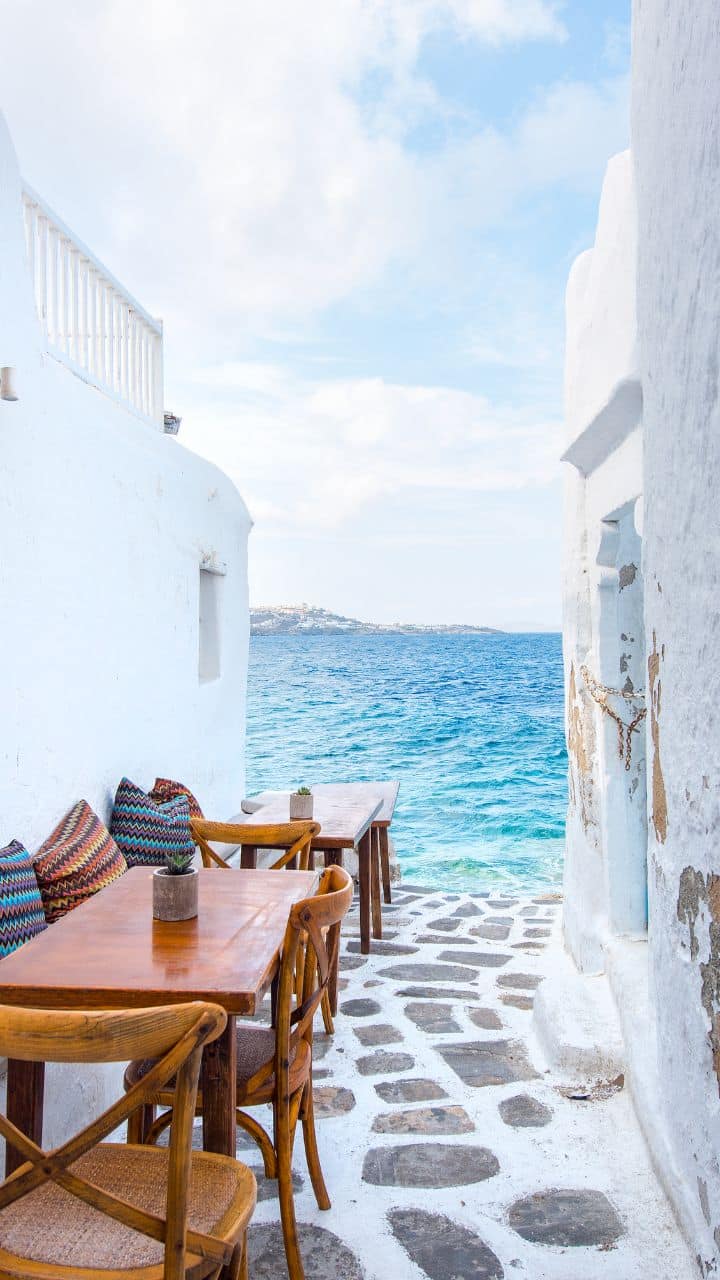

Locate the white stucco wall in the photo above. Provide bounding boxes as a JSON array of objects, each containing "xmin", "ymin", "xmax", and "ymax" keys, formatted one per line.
[
  {"xmin": 562, "ymin": 148, "xmax": 644, "ymax": 973},
  {"xmin": 0, "ymin": 112, "xmax": 252, "ymax": 1143},
  {"xmin": 632, "ymin": 1, "xmax": 720, "ymax": 1269}
]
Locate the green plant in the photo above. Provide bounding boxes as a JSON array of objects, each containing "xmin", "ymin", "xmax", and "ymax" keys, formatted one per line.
[
  {"xmin": 164, "ymin": 849, "xmax": 195, "ymax": 876},
  {"xmin": 295, "ymin": 786, "xmax": 312, "ymax": 795}
]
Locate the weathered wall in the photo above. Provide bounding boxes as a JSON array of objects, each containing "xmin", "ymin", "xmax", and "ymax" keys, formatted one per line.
[
  {"xmin": 0, "ymin": 112, "xmax": 251, "ymax": 1143},
  {"xmin": 633, "ymin": 2, "xmax": 720, "ymax": 1269},
  {"xmin": 562, "ymin": 150, "xmax": 644, "ymax": 972}
]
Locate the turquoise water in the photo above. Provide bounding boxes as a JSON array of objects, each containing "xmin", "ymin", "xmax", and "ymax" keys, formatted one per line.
[{"xmin": 246, "ymin": 632, "xmax": 567, "ymax": 891}]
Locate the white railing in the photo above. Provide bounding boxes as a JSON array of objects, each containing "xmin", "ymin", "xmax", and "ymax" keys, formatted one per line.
[{"xmin": 21, "ymin": 183, "xmax": 163, "ymax": 426}]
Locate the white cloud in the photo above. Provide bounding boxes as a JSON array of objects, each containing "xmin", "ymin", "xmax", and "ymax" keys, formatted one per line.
[
  {"xmin": 0, "ymin": 0, "xmax": 619, "ymax": 336},
  {"xmin": 180, "ymin": 362, "xmax": 562, "ymax": 532}
]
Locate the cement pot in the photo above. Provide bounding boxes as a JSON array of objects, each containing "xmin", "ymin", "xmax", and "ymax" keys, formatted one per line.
[
  {"xmin": 289, "ymin": 791, "xmax": 314, "ymax": 820},
  {"xmin": 152, "ymin": 867, "xmax": 199, "ymax": 921}
]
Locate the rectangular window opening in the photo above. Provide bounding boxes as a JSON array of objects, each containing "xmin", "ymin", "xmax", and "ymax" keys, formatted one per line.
[{"xmin": 199, "ymin": 566, "xmax": 222, "ymax": 683}]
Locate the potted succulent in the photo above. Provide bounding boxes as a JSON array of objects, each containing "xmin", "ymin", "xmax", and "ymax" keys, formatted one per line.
[
  {"xmin": 289, "ymin": 786, "xmax": 314, "ymax": 820},
  {"xmin": 152, "ymin": 848, "xmax": 199, "ymax": 921}
]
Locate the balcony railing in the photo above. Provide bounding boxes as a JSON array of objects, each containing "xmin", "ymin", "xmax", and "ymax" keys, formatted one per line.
[{"xmin": 21, "ymin": 183, "xmax": 163, "ymax": 426}]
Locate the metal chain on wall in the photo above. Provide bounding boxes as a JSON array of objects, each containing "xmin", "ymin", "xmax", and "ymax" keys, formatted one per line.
[{"xmin": 580, "ymin": 664, "xmax": 647, "ymax": 771}]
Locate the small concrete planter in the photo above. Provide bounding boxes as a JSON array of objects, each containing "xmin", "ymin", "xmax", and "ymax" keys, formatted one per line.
[
  {"xmin": 289, "ymin": 791, "xmax": 314, "ymax": 820},
  {"xmin": 152, "ymin": 867, "xmax": 199, "ymax": 921}
]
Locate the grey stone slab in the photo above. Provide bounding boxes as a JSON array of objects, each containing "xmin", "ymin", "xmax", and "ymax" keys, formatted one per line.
[
  {"xmin": 357, "ymin": 1050, "xmax": 415, "ymax": 1076},
  {"xmin": 439, "ymin": 949, "xmax": 510, "ymax": 969},
  {"xmin": 404, "ymin": 1002, "xmax": 461, "ymax": 1034},
  {"xmin": 375, "ymin": 1077, "xmax": 448, "ymax": 1103},
  {"xmin": 373, "ymin": 1105, "xmax": 474, "ymax": 1135},
  {"xmin": 471, "ymin": 923, "xmax": 511, "ymax": 941},
  {"xmin": 339, "ymin": 954, "xmax": 367, "ymax": 970},
  {"xmin": 487, "ymin": 899, "xmax": 518, "ymax": 908},
  {"xmin": 437, "ymin": 1039, "xmax": 539, "ymax": 1087},
  {"xmin": 426, "ymin": 917, "xmax": 462, "ymax": 932},
  {"xmin": 417, "ymin": 934, "xmax": 478, "ymax": 946},
  {"xmin": 485, "ymin": 916, "xmax": 514, "ymax": 925},
  {"xmin": 363, "ymin": 979, "xmax": 383, "ymax": 988},
  {"xmin": 524, "ymin": 928, "xmax": 551, "ymax": 939},
  {"xmin": 353, "ymin": 1023, "xmax": 404, "ymax": 1047},
  {"xmin": 312, "ymin": 1035, "xmax": 332, "ymax": 1060},
  {"xmin": 247, "ymin": 1166, "xmax": 303, "ymax": 1202},
  {"xmin": 347, "ymin": 939, "xmax": 419, "ymax": 956},
  {"xmin": 363, "ymin": 1142, "xmax": 499, "ymax": 1188},
  {"xmin": 499, "ymin": 1093, "xmax": 553, "ymax": 1128},
  {"xmin": 508, "ymin": 1189, "xmax": 623, "ymax": 1247},
  {"xmin": 379, "ymin": 963, "xmax": 479, "ymax": 983},
  {"xmin": 533, "ymin": 893, "xmax": 563, "ymax": 904},
  {"xmin": 451, "ymin": 902, "xmax": 484, "ymax": 917},
  {"xmin": 501, "ymin": 993, "xmax": 534, "ymax": 1011},
  {"xmin": 399, "ymin": 883, "xmax": 436, "ymax": 894},
  {"xmin": 340, "ymin": 998, "xmax": 382, "ymax": 1017},
  {"xmin": 313, "ymin": 1085, "xmax": 356, "ymax": 1117},
  {"xmin": 468, "ymin": 1007, "xmax": 503, "ymax": 1031},
  {"xmin": 497, "ymin": 973, "xmax": 542, "ymax": 990},
  {"xmin": 249, "ymin": 1224, "xmax": 364, "ymax": 1279},
  {"xmin": 396, "ymin": 985, "xmax": 481, "ymax": 1001},
  {"xmin": 389, "ymin": 1209, "xmax": 504, "ymax": 1280}
]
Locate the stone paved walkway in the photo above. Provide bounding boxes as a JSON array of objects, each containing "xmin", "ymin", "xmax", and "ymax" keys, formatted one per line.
[{"xmin": 244, "ymin": 884, "xmax": 695, "ymax": 1278}]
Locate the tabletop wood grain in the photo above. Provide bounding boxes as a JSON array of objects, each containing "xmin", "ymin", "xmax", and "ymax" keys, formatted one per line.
[
  {"xmin": 0, "ymin": 866, "xmax": 318, "ymax": 1016},
  {"xmin": 233, "ymin": 792, "xmax": 383, "ymax": 849}
]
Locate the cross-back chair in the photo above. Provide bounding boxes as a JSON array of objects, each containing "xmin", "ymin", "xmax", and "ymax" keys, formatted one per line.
[
  {"xmin": 192, "ymin": 819, "xmax": 320, "ymax": 874},
  {"xmin": 0, "ymin": 1001, "xmax": 256, "ymax": 1280},
  {"xmin": 125, "ymin": 864, "xmax": 354, "ymax": 1280},
  {"xmin": 191, "ymin": 818, "xmax": 339, "ymax": 1033}
]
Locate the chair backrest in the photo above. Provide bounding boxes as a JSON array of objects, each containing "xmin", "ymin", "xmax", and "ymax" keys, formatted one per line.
[
  {"xmin": 191, "ymin": 818, "xmax": 320, "ymax": 872},
  {"xmin": 0, "ymin": 1001, "xmax": 231, "ymax": 1280},
  {"xmin": 242, "ymin": 865, "xmax": 353, "ymax": 1099}
]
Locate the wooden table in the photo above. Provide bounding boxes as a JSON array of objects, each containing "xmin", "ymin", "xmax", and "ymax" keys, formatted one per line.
[
  {"xmin": 240, "ymin": 782, "xmax": 400, "ymax": 954},
  {"xmin": 0, "ymin": 865, "xmax": 318, "ymax": 1175},
  {"xmin": 235, "ymin": 791, "xmax": 381, "ymax": 955}
]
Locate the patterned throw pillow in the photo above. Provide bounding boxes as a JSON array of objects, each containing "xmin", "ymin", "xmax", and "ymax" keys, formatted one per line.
[
  {"xmin": 110, "ymin": 777, "xmax": 194, "ymax": 868},
  {"xmin": 33, "ymin": 802, "xmax": 127, "ymax": 923},
  {"xmin": 0, "ymin": 841, "xmax": 48, "ymax": 957},
  {"xmin": 150, "ymin": 777, "xmax": 204, "ymax": 819}
]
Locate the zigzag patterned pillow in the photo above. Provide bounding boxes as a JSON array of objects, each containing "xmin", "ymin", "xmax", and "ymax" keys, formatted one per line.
[
  {"xmin": 33, "ymin": 802, "xmax": 127, "ymax": 924},
  {"xmin": 0, "ymin": 841, "xmax": 47, "ymax": 957},
  {"xmin": 110, "ymin": 777, "xmax": 194, "ymax": 868},
  {"xmin": 150, "ymin": 777, "xmax": 204, "ymax": 819}
]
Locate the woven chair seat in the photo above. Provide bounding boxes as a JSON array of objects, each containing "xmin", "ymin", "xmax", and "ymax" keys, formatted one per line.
[{"xmin": 0, "ymin": 1143, "xmax": 255, "ymax": 1276}]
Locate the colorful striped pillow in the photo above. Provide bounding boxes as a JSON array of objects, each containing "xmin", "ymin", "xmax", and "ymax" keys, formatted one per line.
[
  {"xmin": 150, "ymin": 777, "xmax": 204, "ymax": 819},
  {"xmin": 110, "ymin": 777, "xmax": 194, "ymax": 868},
  {"xmin": 0, "ymin": 841, "xmax": 47, "ymax": 957},
  {"xmin": 33, "ymin": 802, "xmax": 127, "ymax": 923}
]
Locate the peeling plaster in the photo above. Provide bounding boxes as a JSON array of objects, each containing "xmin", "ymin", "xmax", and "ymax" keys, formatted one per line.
[
  {"xmin": 567, "ymin": 662, "xmax": 597, "ymax": 832},
  {"xmin": 648, "ymin": 632, "xmax": 668, "ymax": 843},
  {"xmin": 677, "ymin": 868, "xmax": 720, "ymax": 1091},
  {"xmin": 619, "ymin": 562, "xmax": 638, "ymax": 590}
]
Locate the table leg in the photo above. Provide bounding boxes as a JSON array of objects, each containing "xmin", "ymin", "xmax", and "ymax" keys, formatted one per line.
[
  {"xmin": 240, "ymin": 846, "xmax": 257, "ymax": 869},
  {"xmin": 371, "ymin": 827, "xmax": 383, "ymax": 941},
  {"xmin": 358, "ymin": 829, "xmax": 372, "ymax": 955},
  {"xmin": 323, "ymin": 850, "xmax": 343, "ymax": 869},
  {"xmin": 201, "ymin": 1014, "xmax": 237, "ymax": 1157},
  {"xmin": 379, "ymin": 826, "xmax": 392, "ymax": 904},
  {"xmin": 5, "ymin": 1059, "xmax": 44, "ymax": 1175}
]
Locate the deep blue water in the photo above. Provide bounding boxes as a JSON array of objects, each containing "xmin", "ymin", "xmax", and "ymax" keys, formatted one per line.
[{"xmin": 246, "ymin": 632, "xmax": 567, "ymax": 891}]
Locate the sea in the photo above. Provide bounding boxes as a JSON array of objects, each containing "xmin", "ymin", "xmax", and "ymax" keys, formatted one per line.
[{"xmin": 246, "ymin": 632, "xmax": 567, "ymax": 892}]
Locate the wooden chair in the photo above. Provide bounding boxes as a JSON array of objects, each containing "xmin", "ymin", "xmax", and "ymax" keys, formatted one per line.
[
  {"xmin": 0, "ymin": 1001, "xmax": 256, "ymax": 1280},
  {"xmin": 192, "ymin": 818, "xmax": 339, "ymax": 1033},
  {"xmin": 125, "ymin": 864, "xmax": 354, "ymax": 1280},
  {"xmin": 192, "ymin": 819, "xmax": 320, "ymax": 873}
]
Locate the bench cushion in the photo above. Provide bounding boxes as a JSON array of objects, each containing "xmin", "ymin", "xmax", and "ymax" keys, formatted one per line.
[
  {"xmin": 0, "ymin": 841, "xmax": 47, "ymax": 956},
  {"xmin": 33, "ymin": 803, "xmax": 127, "ymax": 923},
  {"xmin": 150, "ymin": 777, "xmax": 204, "ymax": 819},
  {"xmin": 110, "ymin": 777, "xmax": 194, "ymax": 868}
]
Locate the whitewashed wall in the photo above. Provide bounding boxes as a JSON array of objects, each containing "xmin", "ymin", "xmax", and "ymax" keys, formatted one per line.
[
  {"xmin": 562, "ymin": 149, "xmax": 644, "ymax": 973},
  {"xmin": 633, "ymin": 1, "xmax": 720, "ymax": 1269},
  {"xmin": 0, "ymin": 111, "xmax": 251, "ymax": 1143}
]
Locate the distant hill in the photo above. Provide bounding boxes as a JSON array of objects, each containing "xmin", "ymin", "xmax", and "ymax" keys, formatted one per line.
[{"xmin": 251, "ymin": 604, "xmax": 502, "ymax": 636}]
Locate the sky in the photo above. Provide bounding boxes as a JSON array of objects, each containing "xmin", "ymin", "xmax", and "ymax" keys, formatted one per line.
[{"xmin": 0, "ymin": 1, "xmax": 630, "ymax": 630}]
